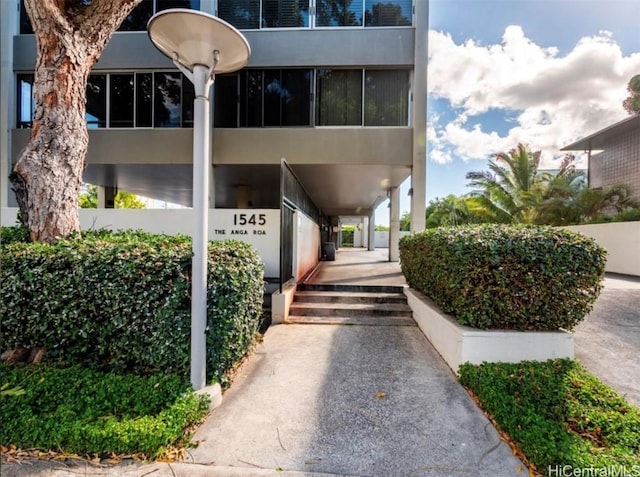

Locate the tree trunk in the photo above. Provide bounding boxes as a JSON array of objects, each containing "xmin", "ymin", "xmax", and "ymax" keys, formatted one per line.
[{"xmin": 10, "ymin": 0, "xmax": 142, "ymax": 243}]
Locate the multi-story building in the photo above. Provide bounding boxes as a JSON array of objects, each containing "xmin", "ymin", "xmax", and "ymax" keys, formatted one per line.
[
  {"xmin": 0, "ymin": 0, "xmax": 428, "ymax": 288},
  {"xmin": 562, "ymin": 114, "xmax": 640, "ymax": 200}
]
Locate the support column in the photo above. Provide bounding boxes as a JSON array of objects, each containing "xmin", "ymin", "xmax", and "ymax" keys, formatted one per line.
[
  {"xmin": 389, "ymin": 187, "xmax": 400, "ymax": 262},
  {"xmin": 97, "ymin": 186, "xmax": 116, "ymax": 208},
  {"xmin": 0, "ymin": 0, "xmax": 17, "ymax": 208},
  {"xmin": 410, "ymin": 0, "xmax": 428, "ymax": 233},
  {"xmin": 368, "ymin": 212, "xmax": 375, "ymax": 251}
]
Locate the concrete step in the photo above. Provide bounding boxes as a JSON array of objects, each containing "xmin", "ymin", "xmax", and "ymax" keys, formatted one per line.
[
  {"xmin": 297, "ymin": 283, "xmax": 405, "ymax": 294},
  {"xmin": 286, "ymin": 314, "xmax": 416, "ymax": 326},
  {"xmin": 289, "ymin": 301, "xmax": 412, "ymax": 317},
  {"xmin": 294, "ymin": 290, "xmax": 407, "ymax": 304}
]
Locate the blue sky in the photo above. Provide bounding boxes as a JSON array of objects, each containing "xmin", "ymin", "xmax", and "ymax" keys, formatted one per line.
[{"xmin": 376, "ymin": 0, "xmax": 640, "ymax": 225}]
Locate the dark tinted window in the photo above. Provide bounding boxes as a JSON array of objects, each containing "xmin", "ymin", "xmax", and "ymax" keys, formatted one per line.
[
  {"xmin": 19, "ymin": 0, "xmax": 34, "ymax": 34},
  {"xmin": 281, "ymin": 69, "xmax": 311, "ymax": 125},
  {"xmin": 364, "ymin": 70, "xmax": 409, "ymax": 126},
  {"xmin": 364, "ymin": 0, "xmax": 412, "ymax": 26},
  {"xmin": 214, "ymin": 74, "xmax": 239, "ymax": 127},
  {"xmin": 118, "ymin": 0, "xmax": 153, "ymax": 31},
  {"xmin": 181, "ymin": 78, "xmax": 195, "ymax": 127},
  {"xmin": 156, "ymin": 0, "xmax": 201, "ymax": 12},
  {"xmin": 316, "ymin": 69, "xmax": 362, "ymax": 126},
  {"xmin": 218, "ymin": 0, "xmax": 260, "ymax": 29},
  {"xmin": 240, "ymin": 70, "xmax": 263, "ymax": 126},
  {"xmin": 136, "ymin": 73, "xmax": 153, "ymax": 127},
  {"xmin": 109, "ymin": 74, "xmax": 134, "ymax": 128},
  {"xmin": 262, "ymin": 0, "xmax": 309, "ymax": 28},
  {"xmin": 87, "ymin": 75, "xmax": 107, "ymax": 128},
  {"xmin": 241, "ymin": 69, "xmax": 311, "ymax": 127},
  {"xmin": 315, "ymin": 0, "xmax": 363, "ymax": 26},
  {"xmin": 154, "ymin": 72, "xmax": 182, "ymax": 127}
]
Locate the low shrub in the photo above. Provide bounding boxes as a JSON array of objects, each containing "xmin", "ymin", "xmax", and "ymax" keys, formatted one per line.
[
  {"xmin": 589, "ymin": 208, "xmax": 640, "ymax": 224},
  {"xmin": 459, "ymin": 360, "xmax": 640, "ymax": 475},
  {"xmin": 0, "ymin": 230, "xmax": 264, "ymax": 385},
  {"xmin": 399, "ymin": 224, "xmax": 606, "ymax": 331},
  {"xmin": 0, "ymin": 364, "xmax": 208, "ymax": 458},
  {"xmin": 0, "ymin": 224, "xmax": 29, "ymax": 245}
]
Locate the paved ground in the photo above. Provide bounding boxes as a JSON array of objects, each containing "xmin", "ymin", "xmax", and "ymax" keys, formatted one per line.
[
  {"xmin": 304, "ymin": 248, "xmax": 407, "ymax": 287},
  {"xmin": 573, "ymin": 274, "xmax": 640, "ymax": 406},
  {"xmin": 185, "ymin": 324, "xmax": 525, "ymax": 477}
]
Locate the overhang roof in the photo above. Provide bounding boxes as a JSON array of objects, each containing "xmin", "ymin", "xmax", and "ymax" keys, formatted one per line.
[{"xmin": 561, "ymin": 114, "xmax": 640, "ymax": 151}]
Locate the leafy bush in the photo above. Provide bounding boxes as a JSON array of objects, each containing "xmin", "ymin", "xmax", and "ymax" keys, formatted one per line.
[
  {"xmin": 589, "ymin": 208, "xmax": 640, "ymax": 224},
  {"xmin": 0, "ymin": 224, "xmax": 29, "ymax": 245},
  {"xmin": 0, "ymin": 364, "xmax": 208, "ymax": 458},
  {"xmin": 459, "ymin": 360, "xmax": 640, "ymax": 475},
  {"xmin": 399, "ymin": 224, "xmax": 606, "ymax": 330},
  {"xmin": 341, "ymin": 226, "xmax": 355, "ymax": 247},
  {"xmin": 0, "ymin": 230, "xmax": 264, "ymax": 385}
]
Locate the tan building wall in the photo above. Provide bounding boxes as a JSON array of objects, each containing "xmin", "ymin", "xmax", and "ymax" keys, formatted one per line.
[{"xmin": 590, "ymin": 127, "xmax": 640, "ymax": 200}]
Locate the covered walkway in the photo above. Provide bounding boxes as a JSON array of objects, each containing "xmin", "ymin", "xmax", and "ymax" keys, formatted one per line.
[{"xmin": 303, "ymin": 248, "xmax": 407, "ymax": 287}]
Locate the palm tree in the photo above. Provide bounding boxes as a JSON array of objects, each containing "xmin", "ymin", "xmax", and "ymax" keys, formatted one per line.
[
  {"xmin": 534, "ymin": 154, "xmax": 637, "ymax": 225},
  {"xmin": 466, "ymin": 143, "xmax": 546, "ymax": 224}
]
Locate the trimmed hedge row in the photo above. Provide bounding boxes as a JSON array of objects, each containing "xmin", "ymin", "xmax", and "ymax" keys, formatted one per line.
[
  {"xmin": 0, "ymin": 229, "xmax": 264, "ymax": 385},
  {"xmin": 399, "ymin": 225, "xmax": 606, "ymax": 331},
  {"xmin": 0, "ymin": 364, "xmax": 209, "ymax": 458},
  {"xmin": 459, "ymin": 360, "xmax": 640, "ymax": 474}
]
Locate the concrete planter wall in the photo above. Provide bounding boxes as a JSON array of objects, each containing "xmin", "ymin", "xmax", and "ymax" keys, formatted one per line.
[
  {"xmin": 565, "ymin": 221, "xmax": 640, "ymax": 277},
  {"xmin": 404, "ymin": 288, "xmax": 574, "ymax": 374}
]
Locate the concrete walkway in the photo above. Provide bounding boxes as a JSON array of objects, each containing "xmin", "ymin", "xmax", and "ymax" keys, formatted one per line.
[
  {"xmin": 573, "ymin": 274, "xmax": 640, "ymax": 406},
  {"xmin": 184, "ymin": 323, "xmax": 524, "ymax": 476},
  {"xmin": 176, "ymin": 249, "xmax": 524, "ymax": 476},
  {"xmin": 303, "ymin": 248, "xmax": 407, "ymax": 287}
]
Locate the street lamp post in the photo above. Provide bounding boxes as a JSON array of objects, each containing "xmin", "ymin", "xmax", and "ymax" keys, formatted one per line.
[{"xmin": 148, "ymin": 9, "xmax": 250, "ymax": 390}]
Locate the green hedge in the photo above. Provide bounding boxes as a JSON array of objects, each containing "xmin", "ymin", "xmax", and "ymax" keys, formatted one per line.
[
  {"xmin": 399, "ymin": 225, "xmax": 606, "ymax": 331},
  {"xmin": 459, "ymin": 360, "xmax": 640, "ymax": 475},
  {"xmin": 0, "ymin": 224, "xmax": 29, "ymax": 245},
  {"xmin": 0, "ymin": 364, "xmax": 208, "ymax": 458},
  {"xmin": 0, "ymin": 230, "xmax": 264, "ymax": 385}
]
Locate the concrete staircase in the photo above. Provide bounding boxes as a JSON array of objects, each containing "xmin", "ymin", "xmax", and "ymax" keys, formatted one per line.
[{"xmin": 287, "ymin": 284, "xmax": 415, "ymax": 326}]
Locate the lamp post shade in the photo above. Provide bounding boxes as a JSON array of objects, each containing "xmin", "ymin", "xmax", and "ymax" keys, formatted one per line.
[{"xmin": 147, "ymin": 9, "xmax": 250, "ymax": 73}]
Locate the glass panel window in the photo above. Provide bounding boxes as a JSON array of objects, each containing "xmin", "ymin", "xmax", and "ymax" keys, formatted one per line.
[
  {"xmin": 315, "ymin": 0, "xmax": 363, "ymax": 27},
  {"xmin": 240, "ymin": 70, "xmax": 263, "ymax": 127},
  {"xmin": 87, "ymin": 75, "xmax": 107, "ymax": 128},
  {"xmin": 19, "ymin": 0, "xmax": 34, "ymax": 34},
  {"xmin": 214, "ymin": 75, "xmax": 239, "ymax": 127},
  {"xmin": 315, "ymin": 69, "xmax": 362, "ymax": 126},
  {"xmin": 118, "ymin": 0, "xmax": 153, "ymax": 31},
  {"xmin": 136, "ymin": 73, "xmax": 153, "ymax": 127},
  {"xmin": 281, "ymin": 69, "xmax": 311, "ymax": 125},
  {"xmin": 109, "ymin": 74, "xmax": 134, "ymax": 128},
  {"xmin": 218, "ymin": 0, "xmax": 260, "ymax": 29},
  {"xmin": 262, "ymin": 0, "xmax": 309, "ymax": 28},
  {"xmin": 17, "ymin": 74, "xmax": 35, "ymax": 128},
  {"xmin": 156, "ymin": 0, "xmax": 201, "ymax": 12},
  {"xmin": 364, "ymin": 70, "xmax": 409, "ymax": 126},
  {"xmin": 154, "ymin": 72, "xmax": 182, "ymax": 127},
  {"xmin": 364, "ymin": 0, "xmax": 412, "ymax": 26},
  {"xmin": 263, "ymin": 70, "xmax": 282, "ymax": 126},
  {"xmin": 181, "ymin": 78, "xmax": 195, "ymax": 127}
]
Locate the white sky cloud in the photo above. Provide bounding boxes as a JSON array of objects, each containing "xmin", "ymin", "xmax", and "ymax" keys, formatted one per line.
[{"xmin": 427, "ymin": 26, "xmax": 640, "ymax": 166}]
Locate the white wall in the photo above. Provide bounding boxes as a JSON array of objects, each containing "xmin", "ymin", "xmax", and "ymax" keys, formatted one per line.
[
  {"xmin": 1, "ymin": 207, "xmax": 280, "ymax": 277},
  {"xmin": 374, "ymin": 230, "xmax": 411, "ymax": 248},
  {"xmin": 295, "ymin": 211, "xmax": 320, "ymax": 280},
  {"xmin": 566, "ymin": 221, "xmax": 640, "ymax": 276}
]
